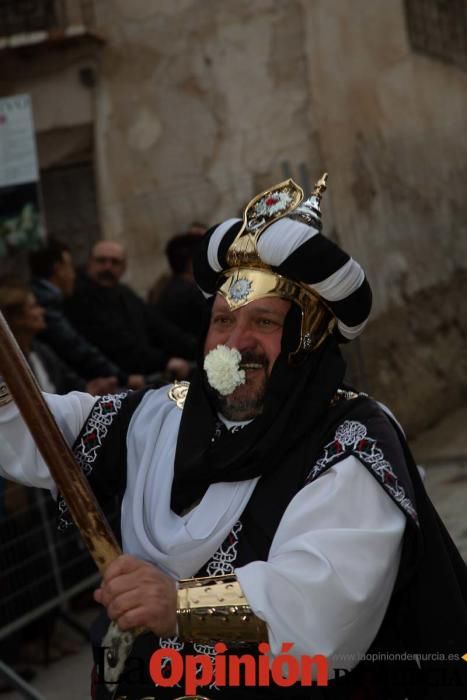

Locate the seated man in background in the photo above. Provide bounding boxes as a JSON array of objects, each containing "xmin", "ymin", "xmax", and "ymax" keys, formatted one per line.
[
  {"xmin": 150, "ymin": 230, "xmax": 208, "ymax": 341},
  {"xmin": 66, "ymin": 240, "xmax": 195, "ymax": 381},
  {"xmin": 29, "ymin": 238, "xmax": 140, "ymax": 392}
]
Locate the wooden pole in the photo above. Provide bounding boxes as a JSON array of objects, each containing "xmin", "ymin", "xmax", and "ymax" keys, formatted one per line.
[{"xmin": 0, "ymin": 310, "xmax": 121, "ymax": 573}]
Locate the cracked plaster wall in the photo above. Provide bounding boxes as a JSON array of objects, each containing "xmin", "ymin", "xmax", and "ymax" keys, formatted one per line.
[
  {"xmin": 300, "ymin": 0, "xmax": 467, "ymax": 433},
  {"xmin": 92, "ymin": 0, "xmax": 467, "ymax": 433},
  {"xmin": 92, "ymin": 0, "xmax": 322, "ymax": 292},
  {"xmin": 305, "ymin": 0, "xmax": 467, "ymax": 308},
  {"xmin": 2, "ymin": 0, "xmax": 467, "ymax": 433}
]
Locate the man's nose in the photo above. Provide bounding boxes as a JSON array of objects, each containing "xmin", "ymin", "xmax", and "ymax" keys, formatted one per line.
[
  {"xmin": 101, "ymin": 262, "xmax": 114, "ymax": 273},
  {"xmin": 225, "ymin": 321, "xmax": 256, "ymax": 353}
]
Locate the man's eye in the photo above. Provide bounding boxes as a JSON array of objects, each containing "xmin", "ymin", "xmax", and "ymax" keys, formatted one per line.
[
  {"xmin": 256, "ymin": 318, "xmax": 279, "ymax": 331},
  {"xmin": 213, "ymin": 316, "xmax": 231, "ymax": 325}
]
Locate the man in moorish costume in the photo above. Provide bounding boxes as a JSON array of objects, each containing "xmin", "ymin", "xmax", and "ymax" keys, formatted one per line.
[{"xmin": 0, "ymin": 176, "xmax": 466, "ymax": 699}]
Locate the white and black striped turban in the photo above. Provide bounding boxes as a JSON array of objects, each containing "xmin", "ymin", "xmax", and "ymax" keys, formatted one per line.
[{"xmin": 193, "ymin": 216, "xmax": 372, "ymax": 342}]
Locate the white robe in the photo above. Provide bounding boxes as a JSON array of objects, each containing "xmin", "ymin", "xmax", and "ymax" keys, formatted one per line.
[{"xmin": 0, "ymin": 387, "xmax": 406, "ymax": 674}]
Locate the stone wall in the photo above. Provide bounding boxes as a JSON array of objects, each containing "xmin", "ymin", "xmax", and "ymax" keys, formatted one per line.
[{"xmin": 362, "ymin": 269, "xmax": 467, "ymax": 437}]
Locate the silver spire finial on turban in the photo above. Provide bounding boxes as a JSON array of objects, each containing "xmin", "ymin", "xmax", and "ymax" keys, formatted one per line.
[{"xmin": 289, "ymin": 172, "xmax": 328, "ymax": 230}]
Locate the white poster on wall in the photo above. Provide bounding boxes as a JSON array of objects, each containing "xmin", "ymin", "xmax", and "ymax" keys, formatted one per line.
[
  {"xmin": 0, "ymin": 93, "xmax": 45, "ymax": 258},
  {"xmin": 0, "ymin": 94, "xmax": 39, "ymax": 187}
]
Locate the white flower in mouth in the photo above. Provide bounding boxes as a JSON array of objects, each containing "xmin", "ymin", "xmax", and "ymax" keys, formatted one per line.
[{"xmin": 203, "ymin": 345, "xmax": 246, "ymax": 396}]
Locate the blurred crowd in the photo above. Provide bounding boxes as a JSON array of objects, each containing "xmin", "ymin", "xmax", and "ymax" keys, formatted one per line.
[
  {"xmin": 0, "ymin": 222, "xmax": 208, "ymax": 398},
  {"xmin": 0, "ymin": 224, "xmax": 207, "ymax": 690}
]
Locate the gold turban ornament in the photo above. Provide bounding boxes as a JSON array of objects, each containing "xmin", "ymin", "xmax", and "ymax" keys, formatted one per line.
[{"xmin": 218, "ymin": 174, "xmax": 336, "ymax": 364}]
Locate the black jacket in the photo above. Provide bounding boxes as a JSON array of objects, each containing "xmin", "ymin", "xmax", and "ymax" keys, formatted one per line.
[
  {"xmin": 32, "ymin": 278, "xmax": 126, "ymax": 384},
  {"xmin": 65, "ymin": 274, "xmax": 196, "ymax": 376}
]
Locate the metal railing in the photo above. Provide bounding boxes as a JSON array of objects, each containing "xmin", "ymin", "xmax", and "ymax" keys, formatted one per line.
[
  {"xmin": 0, "ymin": 0, "xmax": 96, "ymax": 39},
  {"xmin": 0, "ymin": 480, "xmax": 112, "ymax": 698}
]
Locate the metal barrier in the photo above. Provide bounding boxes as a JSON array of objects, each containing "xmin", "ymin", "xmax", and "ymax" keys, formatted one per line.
[{"xmin": 0, "ymin": 479, "xmax": 103, "ymax": 698}]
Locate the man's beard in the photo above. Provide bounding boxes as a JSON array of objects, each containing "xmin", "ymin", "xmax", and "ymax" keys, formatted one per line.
[{"xmin": 208, "ymin": 351, "xmax": 269, "ymax": 421}]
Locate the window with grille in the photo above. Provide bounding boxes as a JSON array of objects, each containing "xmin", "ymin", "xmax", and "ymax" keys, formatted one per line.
[
  {"xmin": 0, "ymin": 1, "xmax": 95, "ymax": 38},
  {"xmin": 0, "ymin": 0, "xmax": 57, "ymax": 36},
  {"xmin": 405, "ymin": 0, "xmax": 467, "ymax": 70},
  {"xmin": 41, "ymin": 160, "xmax": 101, "ymax": 267}
]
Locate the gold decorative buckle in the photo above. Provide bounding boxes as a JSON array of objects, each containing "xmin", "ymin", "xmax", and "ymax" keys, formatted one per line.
[
  {"xmin": 177, "ymin": 575, "xmax": 267, "ymax": 643},
  {"xmin": 168, "ymin": 381, "xmax": 190, "ymax": 409}
]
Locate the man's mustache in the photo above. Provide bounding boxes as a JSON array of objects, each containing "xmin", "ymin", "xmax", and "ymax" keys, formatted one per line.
[
  {"xmin": 97, "ymin": 270, "xmax": 117, "ymax": 283},
  {"xmin": 239, "ymin": 351, "xmax": 268, "ymax": 369}
]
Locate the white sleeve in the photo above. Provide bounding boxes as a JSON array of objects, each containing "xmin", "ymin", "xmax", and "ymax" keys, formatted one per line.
[
  {"xmin": 235, "ymin": 455, "xmax": 406, "ymax": 674},
  {"xmin": 0, "ymin": 391, "xmax": 96, "ymax": 490}
]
